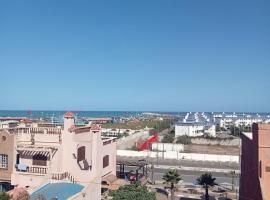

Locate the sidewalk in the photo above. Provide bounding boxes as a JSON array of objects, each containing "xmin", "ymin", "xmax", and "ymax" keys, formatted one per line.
[{"xmin": 154, "ymin": 164, "xmax": 240, "ymax": 174}]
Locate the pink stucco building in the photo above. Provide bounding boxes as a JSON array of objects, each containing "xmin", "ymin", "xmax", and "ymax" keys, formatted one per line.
[
  {"xmin": 0, "ymin": 112, "xmax": 117, "ymax": 199},
  {"xmin": 240, "ymin": 123, "xmax": 270, "ymax": 200}
]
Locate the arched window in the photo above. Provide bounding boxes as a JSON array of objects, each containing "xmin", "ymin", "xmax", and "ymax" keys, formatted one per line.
[
  {"xmin": 103, "ymin": 155, "xmax": 109, "ymax": 168},
  {"xmin": 32, "ymin": 154, "xmax": 47, "ymax": 166}
]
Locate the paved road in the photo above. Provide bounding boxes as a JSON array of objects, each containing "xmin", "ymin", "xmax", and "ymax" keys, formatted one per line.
[
  {"xmin": 117, "ymin": 156, "xmax": 239, "ymax": 170},
  {"xmin": 117, "ymin": 165, "xmax": 239, "ymax": 187}
]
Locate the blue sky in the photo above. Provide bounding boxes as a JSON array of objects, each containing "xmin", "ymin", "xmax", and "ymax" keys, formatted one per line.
[{"xmin": 0, "ymin": 0, "xmax": 269, "ymax": 112}]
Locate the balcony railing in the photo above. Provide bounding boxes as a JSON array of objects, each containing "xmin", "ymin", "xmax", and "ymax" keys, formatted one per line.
[
  {"xmin": 8, "ymin": 127, "xmax": 61, "ymax": 135},
  {"xmin": 52, "ymin": 172, "xmax": 77, "ymax": 183},
  {"xmin": 15, "ymin": 165, "xmax": 48, "ymax": 175}
]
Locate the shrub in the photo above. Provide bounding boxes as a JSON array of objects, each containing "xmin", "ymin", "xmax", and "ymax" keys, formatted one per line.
[
  {"xmin": 162, "ymin": 134, "xmax": 174, "ymax": 143},
  {"xmin": 176, "ymin": 135, "xmax": 191, "ymax": 144},
  {"xmin": 109, "ymin": 183, "xmax": 156, "ymax": 200},
  {"xmin": 0, "ymin": 192, "xmax": 10, "ymax": 200}
]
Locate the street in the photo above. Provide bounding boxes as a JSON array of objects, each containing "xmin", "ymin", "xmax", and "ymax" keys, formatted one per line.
[{"xmin": 117, "ymin": 165, "xmax": 239, "ymax": 187}]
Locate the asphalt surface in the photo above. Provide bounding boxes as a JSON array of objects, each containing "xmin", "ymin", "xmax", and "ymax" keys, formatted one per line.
[
  {"xmin": 117, "ymin": 156, "xmax": 239, "ymax": 170},
  {"xmin": 118, "ymin": 166, "xmax": 239, "ymax": 187}
]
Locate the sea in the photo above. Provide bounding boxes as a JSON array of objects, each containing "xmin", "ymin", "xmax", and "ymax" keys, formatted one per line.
[
  {"xmin": 0, "ymin": 110, "xmax": 187, "ymax": 120},
  {"xmin": 0, "ymin": 110, "xmax": 268, "ymax": 120}
]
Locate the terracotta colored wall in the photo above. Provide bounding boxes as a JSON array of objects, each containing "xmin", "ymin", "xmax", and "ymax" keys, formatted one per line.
[
  {"xmin": 239, "ymin": 123, "xmax": 270, "ymax": 200},
  {"xmin": 0, "ymin": 130, "xmax": 15, "ymax": 182},
  {"xmin": 257, "ymin": 124, "xmax": 270, "ymax": 200}
]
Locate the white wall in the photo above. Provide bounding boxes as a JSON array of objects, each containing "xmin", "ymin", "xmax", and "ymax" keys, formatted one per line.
[
  {"xmin": 101, "ymin": 140, "xmax": 117, "ymax": 177},
  {"xmin": 151, "ymin": 143, "xmax": 184, "ymax": 152},
  {"xmin": 175, "ymin": 125, "xmax": 204, "ymax": 137},
  {"xmin": 204, "ymin": 125, "xmax": 216, "ymax": 137},
  {"xmin": 117, "ymin": 150, "xmax": 239, "ymax": 163}
]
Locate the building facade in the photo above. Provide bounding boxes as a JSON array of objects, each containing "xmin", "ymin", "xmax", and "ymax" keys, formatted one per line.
[
  {"xmin": 240, "ymin": 123, "xmax": 270, "ymax": 200},
  {"xmin": 0, "ymin": 130, "xmax": 15, "ymax": 183},
  {"xmin": 175, "ymin": 122, "xmax": 216, "ymax": 137},
  {"xmin": 0, "ymin": 112, "xmax": 117, "ymax": 199}
]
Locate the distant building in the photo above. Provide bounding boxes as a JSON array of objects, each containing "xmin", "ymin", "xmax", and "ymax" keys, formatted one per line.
[
  {"xmin": 175, "ymin": 122, "xmax": 216, "ymax": 137},
  {"xmin": 213, "ymin": 113, "xmax": 270, "ymax": 128},
  {"xmin": 0, "ymin": 112, "xmax": 117, "ymax": 199},
  {"xmin": 0, "ymin": 120, "xmax": 19, "ymax": 129},
  {"xmin": 240, "ymin": 123, "xmax": 270, "ymax": 200},
  {"xmin": 87, "ymin": 117, "xmax": 112, "ymax": 124}
]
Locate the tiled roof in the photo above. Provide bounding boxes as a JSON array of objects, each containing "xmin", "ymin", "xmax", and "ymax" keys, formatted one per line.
[
  {"xmin": 90, "ymin": 124, "xmax": 101, "ymax": 130},
  {"xmin": 64, "ymin": 112, "xmax": 75, "ymax": 118}
]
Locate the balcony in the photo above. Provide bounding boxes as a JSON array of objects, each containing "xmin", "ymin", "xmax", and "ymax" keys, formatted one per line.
[
  {"xmin": 8, "ymin": 127, "xmax": 62, "ymax": 135},
  {"xmin": 15, "ymin": 164, "xmax": 48, "ymax": 175}
]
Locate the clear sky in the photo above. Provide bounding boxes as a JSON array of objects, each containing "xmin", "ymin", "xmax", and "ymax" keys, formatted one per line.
[{"xmin": 0, "ymin": 0, "xmax": 269, "ymax": 112}]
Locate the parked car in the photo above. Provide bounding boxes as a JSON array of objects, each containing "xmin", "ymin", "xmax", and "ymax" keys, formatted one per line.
[{"xmin": 155, "ymin": 187, "xmax": 169, "ymax": 197}]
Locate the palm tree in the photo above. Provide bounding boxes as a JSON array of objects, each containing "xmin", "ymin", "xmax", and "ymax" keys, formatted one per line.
[
  {"xmin": 197, "ymin": 173, "xmax": 217, "ymax": 200},
  {"xmin": 162, "ymin": 169, "xmax": 182, "ymax": 200}
]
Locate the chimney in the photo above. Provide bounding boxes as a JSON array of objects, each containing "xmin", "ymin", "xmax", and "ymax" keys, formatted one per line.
[{"xmin": 63, "ymin": 112, "xmax": 75, "ymax": 132}]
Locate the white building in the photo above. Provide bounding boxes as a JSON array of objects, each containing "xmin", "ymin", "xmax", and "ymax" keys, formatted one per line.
[
  {"xmin": 175, "ymin": 122, "xmax": 216, "ymax": 137},
  {"xmin": 234, "ymin": 118, "xmax": 263, "ymax": 127}
]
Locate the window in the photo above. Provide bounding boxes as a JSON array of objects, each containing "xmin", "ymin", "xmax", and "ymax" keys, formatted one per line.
[
  {"xmin": 259, "ymin": 160, "xmax": 262, "ymax": 178},
  {"xmin": 103, "ymin": 155, "xmax": 109, "ymax": 168},
  {"xmin": 1, "ymin": 136, "xmax": 6, "ymax": 142},
  {"xmin": 266, "ymin": 166, "xmax": 270, "ymax": 172},
  {"xmin": 77, "ymin": 146, "xmax": 86, "ymax": 162},
  {"xmin": 0, "ymin": 154, "xmax": 8, "ymax": 169},
  {"xmin": 32, "ymin": 154, "xmax": 47, "ymax": 166}
]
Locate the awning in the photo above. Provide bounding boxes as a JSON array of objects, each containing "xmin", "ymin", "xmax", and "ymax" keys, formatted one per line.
[
  {"xmin": 16, "ymin": 146, "xmax": 58, "ymax": 157},
  {"xmin": 17, "ymin": 150, "xmax": 50, "ymax": 157}
]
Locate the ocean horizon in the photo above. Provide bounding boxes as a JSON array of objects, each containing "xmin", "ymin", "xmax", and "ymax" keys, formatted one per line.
[{"xmin": 0, "ymin": 110, "xmax": 269, "ymax": 119}]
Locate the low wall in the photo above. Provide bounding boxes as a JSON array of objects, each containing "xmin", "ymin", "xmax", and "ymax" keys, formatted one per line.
[
  {"xmin": 117, "ymin": 130, "xmax": 149, "ymax": 149},
  {"xmin": 117, "ymin": 150, "xmax": 239, "ymax": 163},
  {"xmin": 191, "ymin": 138, "xmax": 240, "ymax": 146},
  {"xmin": 151, "ymin": 143, "xmax": 184, "ymax": 152}
]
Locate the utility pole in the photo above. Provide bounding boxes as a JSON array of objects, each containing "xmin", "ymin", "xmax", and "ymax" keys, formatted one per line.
[
  {"xmin": 230, "ymin": 170, "xmax": 235, "ymax": 191},
  {"xmin": 151, "ymin": 163, "xmax": 155, "ymax": 184}
]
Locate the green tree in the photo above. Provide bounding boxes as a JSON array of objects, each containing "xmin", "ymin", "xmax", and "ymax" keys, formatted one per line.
[
  {"xmin": 215, "ymin": 125, "xmax": 221, "ymax": 132},
  {"xmin": 0, "ymin": 192, "xmax": 10, "ymax": 200},
  {"xmin": 162, "ymin": 169, "xmax": 182, "ymax": 200},
  {"xmin": 197, "ymin": 173, "xmax": 217, "ymax": 200},
  {"xmin": 176, "ymin": 135, "xmax": 191, "ymax": 144},
  {"xmin": 162, "ymin": 134, "xmax": 174, "ymax": 143},
  {"xmin": 109, "ymin": 183, "xmax": 156, "ymax": 200},
  {"xmin": 130, "ymin": 143, "xmax": 138, "ymax": 151}
]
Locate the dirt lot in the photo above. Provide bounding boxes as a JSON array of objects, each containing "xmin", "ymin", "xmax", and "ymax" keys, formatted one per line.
[{"xmin": 183, "ymin": 144, "xmax": 240, "ymax": 155}]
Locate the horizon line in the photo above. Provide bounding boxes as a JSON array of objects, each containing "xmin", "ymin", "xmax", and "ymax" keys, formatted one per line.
[{"xmin": 0, "ymin": 109, "xmax": 269, "ymax": 114}]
